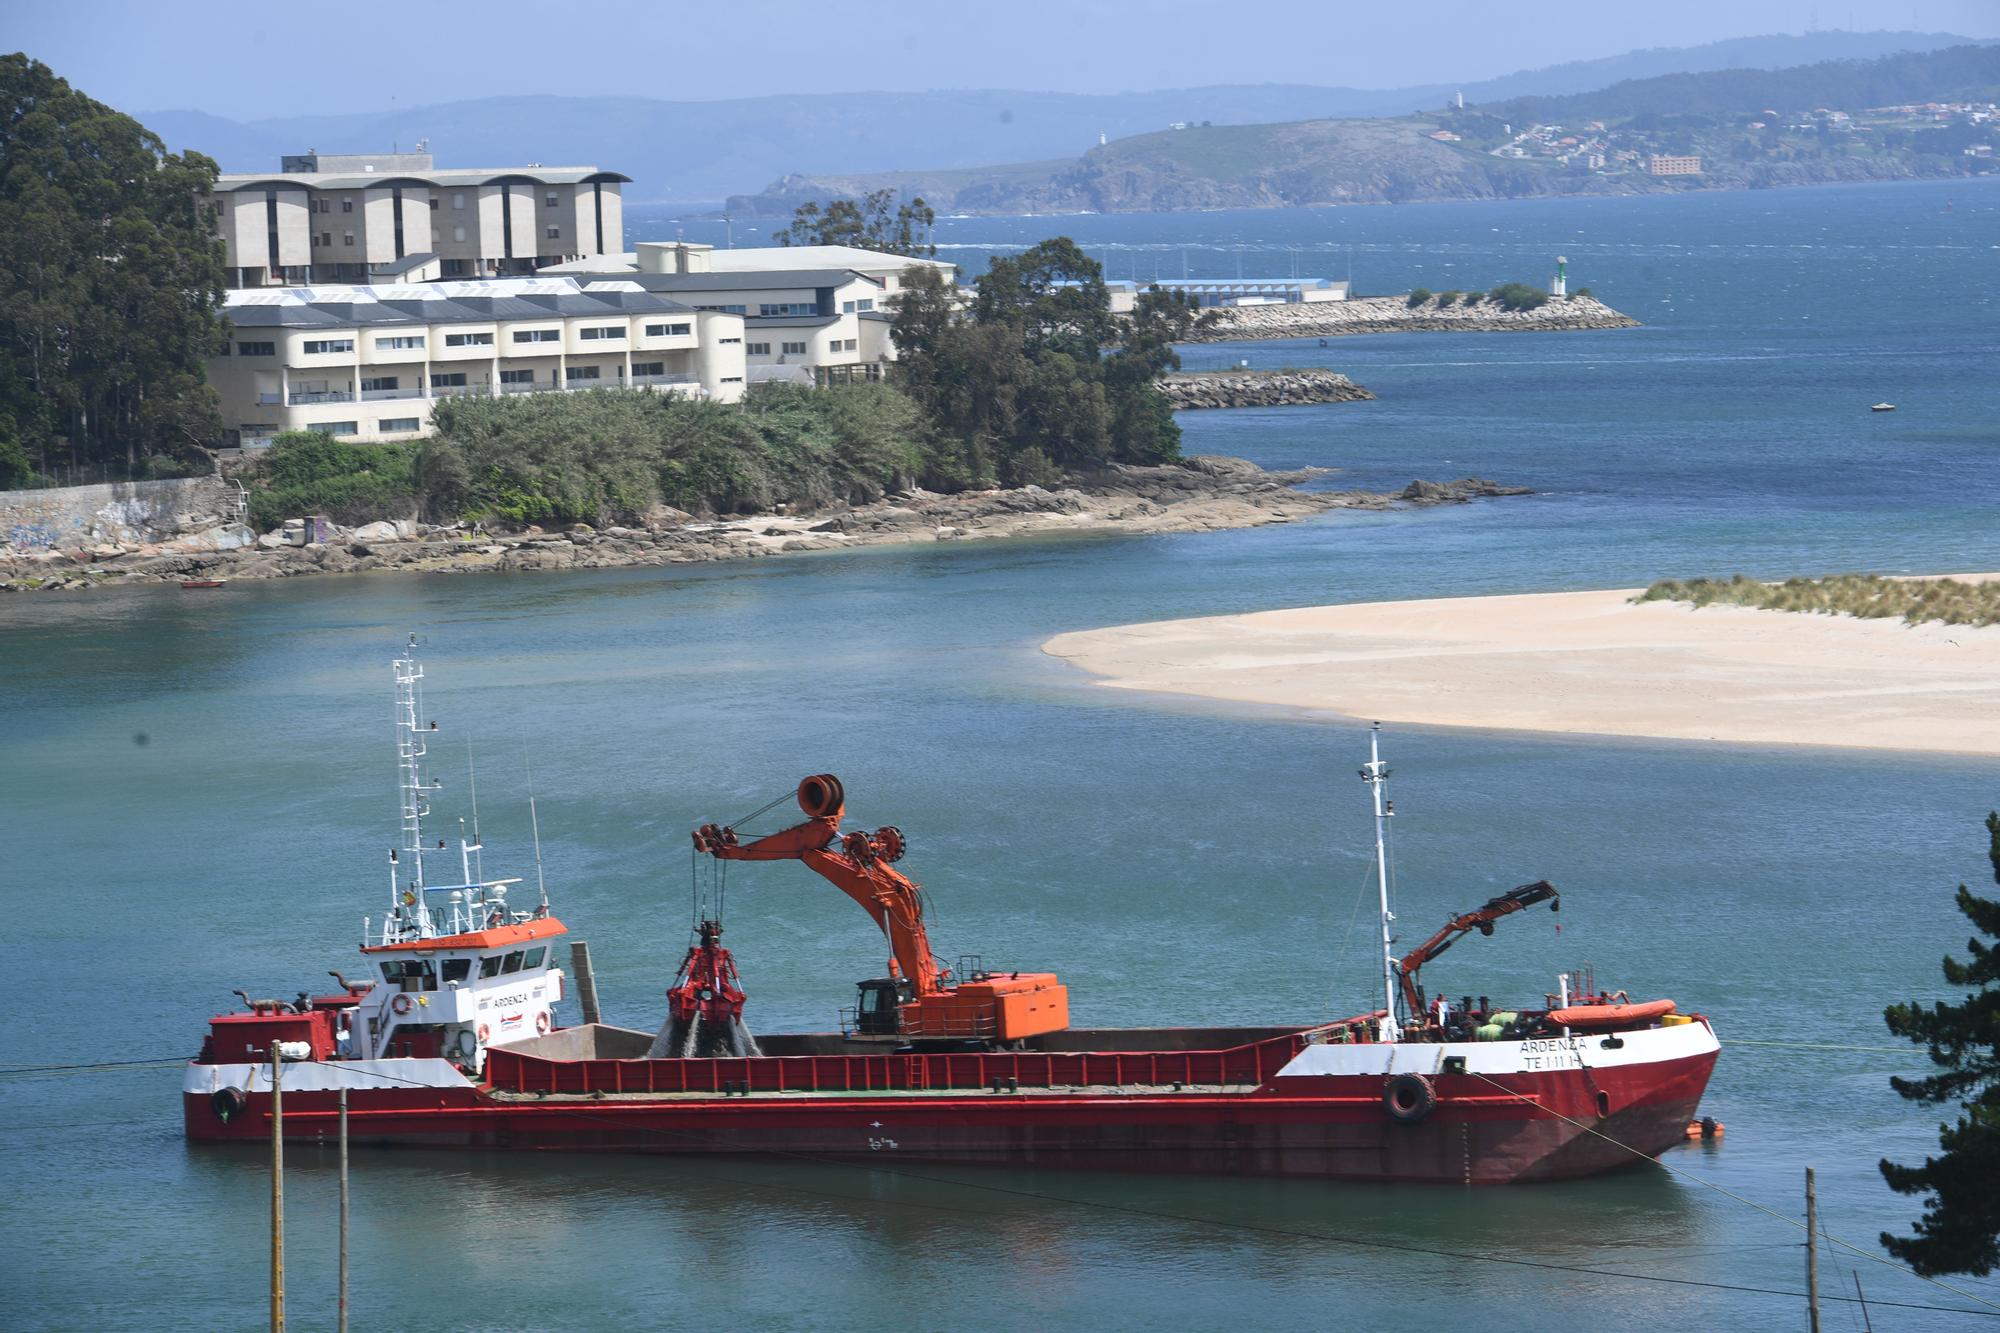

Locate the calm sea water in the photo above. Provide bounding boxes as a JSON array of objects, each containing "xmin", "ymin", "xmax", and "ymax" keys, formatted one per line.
[{"xmin": 5, "ymin": 179, "xmax": 2000, "ymax": 1331}]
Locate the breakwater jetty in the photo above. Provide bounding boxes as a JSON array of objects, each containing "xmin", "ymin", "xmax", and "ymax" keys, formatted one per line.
[
  {"xmin": 1192, "ymin": 294, "xmax": 1640, "ymax": 342},
  {"xmin": 1158, "ymin": 369, "xmax": 1374, "ymax": 410}
]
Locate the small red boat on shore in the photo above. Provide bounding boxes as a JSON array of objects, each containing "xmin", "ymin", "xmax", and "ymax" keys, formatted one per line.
[{"xmin": 184, "ymin": 642, "xmax": 1718, "ymax": 1184}]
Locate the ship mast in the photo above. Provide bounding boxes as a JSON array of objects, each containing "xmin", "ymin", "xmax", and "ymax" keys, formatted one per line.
[
  {"xmin": 390, "ymin": 634, "xmax": 441, "ymax": 941},
  {"xmin": 1360, "ymin": 724, "xmax": 1401, "ymax": 1042}
]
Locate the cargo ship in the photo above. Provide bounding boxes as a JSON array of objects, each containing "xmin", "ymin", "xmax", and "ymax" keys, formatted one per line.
[{"xmin": 184, "ymin": 640, "xmax": 1718, "ymax": 1183}]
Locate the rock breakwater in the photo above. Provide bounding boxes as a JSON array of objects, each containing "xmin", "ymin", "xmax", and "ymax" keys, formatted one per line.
[
  {"xmin": 1157, "ymin": 369, "xmax": 1375, "ymax": 410},
  {"xmin": 1, "ymin": 460, "xmax": 1529, "ymax": 592},
  {"xmin": 1191, "ymin": 295, "xmax": 1640, "ymax": 343}
]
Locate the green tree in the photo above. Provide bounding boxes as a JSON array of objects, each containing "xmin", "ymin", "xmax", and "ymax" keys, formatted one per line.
[
  {"xmin": 1406, "ymin": 287, "xmax": 1434, "ymax": 307},
  {"xmin": 0, "ymin": 54, "xmax": 227, "ymax": 481},
  {"xmin": 782, "ymin": 188, "xmax": 937, "ymax": 256},
  {"xmin": 1880, "ymin": 812, "xmax": 2000, "ymax": 1276},
  {"xmin": 245, "ymin": 429, "xmax": 417, "ymax": 530}
]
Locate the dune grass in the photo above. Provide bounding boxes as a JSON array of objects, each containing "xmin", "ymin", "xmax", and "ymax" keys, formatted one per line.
[{"xmin": 1635, "ymin": 574, "xmax": 2000, "ymax": 627}]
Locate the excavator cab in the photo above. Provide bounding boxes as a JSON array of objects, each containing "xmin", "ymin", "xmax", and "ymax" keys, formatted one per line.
[{"xmin": 852, "ymin": 978, "xmax": 908, "ymax": 1037}]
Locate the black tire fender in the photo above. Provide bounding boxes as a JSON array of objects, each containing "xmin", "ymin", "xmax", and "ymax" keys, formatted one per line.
[
  {"xmin": 211, "ymin": 1085, "xmax": 248, "ymax": 1124},
  {"xmin": 1383, "ymin": 1072, "xmax": 1437, "ymax": 1125}
]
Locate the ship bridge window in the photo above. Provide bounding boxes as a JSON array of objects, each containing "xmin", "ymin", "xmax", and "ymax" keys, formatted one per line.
[
  {"xmin": 441, "ymin": 958, "xmax": 471, "ymax": 985},
  {"xmin": 500, "ymin": 951, "xmax": 525, "ymax": 975},
  {"xmin": 523, "ymin": 946, "xmax": 546, "ymax": 969},
  {"xmin": 380, "ymin": 958, "xmax": 436, "ymax": 990},
  {"xmin": 479, "ymin": 955, "xmax": 503, "ymax": 979}
]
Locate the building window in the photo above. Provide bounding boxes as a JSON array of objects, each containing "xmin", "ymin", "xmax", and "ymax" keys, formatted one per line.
[
  {"xmin": 360, "ymin": 376, "xmax": 399, "ymax": 392},
  {"xmin": 319, "ymin": 232, "xmax": 333, "ymax": 246},
  {"xmin": 341, "ymin": 199, "xmax": 353, "ymax": 213},
  {"xmin": 720, "ymin": 376, "xmax": 742, "ymax": 383},
  {"xmin": 237, "ymin": 341, "xmax": 276, "ymax": 356},
  {"xmin": 428, "ymin": 198, "xmax": 439, "ymax": 211},
  {"xmin": 759, "ymin": 302, "xmax": 817, "ymax": 317},
  {"xmin": 746, "ymin": 342, "xmax": 770, "ymax": 356},
  {"xmin": 302, "ymin": 338, "xmax": 354, "ymax": 354},
  {"xmin": 633, "ymin": 361, "xmax": 664, "ymax": 376},
  {"xmin": 512, "ymin": 328, "xmax": 560, "ymax": 344},
  {"xmin": 718, "ymin": 337, "xmax": 741, "ymax": 345},
  {"xmin": 322, "ymin": 421, "xmax": 358, "ymax": 436},
  {"xmin": 545, "ymin": 226, "xmax": 560, "ymax": 240},
  {"xmin": 578, "ymin": 326, "xmax": 624, "ymax": 341},
  {"xmin": 452, "ymin": 193, "xmax": 465, "ymax": 210},
  {"xmin": 376, "ymin": 335, "xmax": 425, "ymax": 350},
  {"xmin": 544, "ymin": 191, "xmax": 558, "ymax": 208},
  {"xmin": 643, "ymin": 321, "xmax": 692, "ymax": 337},
  {"xmin": 856, "ymin": 298, "xmax": 874, "ymax": 312},
  {"xmin": 452, "ymin": 226, "xmax": 466, "ymax": 243},
  {"xmin": 499, "ymin": 368, "xmax": 535, "ymax": 385},
  {"xmin": 696, "ymin": 304, "xmax": 747, "ymax": 315},
  {"xmin": 564, "ymin": 365, "xmax": 600, "ymax": 382},
  {"xmin": 342, "ymin": 232, "xmax": 355, "ymax": 246},
  {"xmin": 380, "ymin": 417, "xmax": 421, "ymax": 432},
  {"xmin": 444, "ymin": 331, "xmax": 494, "ymax": 347},
  {"xmin": 781, "ymin": 341, "xmax": 807, "ymax": 355},
  {"xmin": 430, "ymin": 372, "xmax": 467, "ymax": 388}
]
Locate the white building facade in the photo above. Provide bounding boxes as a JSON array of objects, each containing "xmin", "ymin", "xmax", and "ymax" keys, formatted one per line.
[{"xmin": 211, "ymin": 278, "xmax": 746, "ymax": 448}]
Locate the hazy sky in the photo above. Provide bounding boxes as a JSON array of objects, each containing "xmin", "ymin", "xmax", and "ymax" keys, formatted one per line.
[{"xmin": 14, "ymin": 0, "xmax": 2000, "ymax": 119}]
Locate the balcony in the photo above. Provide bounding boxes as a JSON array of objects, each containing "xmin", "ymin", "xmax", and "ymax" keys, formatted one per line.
[
  {"xmin": 287, "ymin": 389, "xmax": 354, "ymax": 405},
  {"xmin": 362, "ymin": 387, "xmax": 423, "ymax": 401},
  {"xmin": 429, "ymin": 384, "xmax": 483, "ymax": 398},
  {"xmin": 256, "ymin": 393, "xmax": 282, "ymax": 406},
  {"xmin": 500, "ymin": 381, "xmax": 542, "ymax": 394},
  {"xmin": 631, "ymin": 372, "xmax": 698, "ymax": 387}
]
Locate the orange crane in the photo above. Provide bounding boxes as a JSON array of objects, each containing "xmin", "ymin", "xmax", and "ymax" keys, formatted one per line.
[
  {"xmin": 1394, "ymin": 880, "xmax": 1560, "ymax": 1019},
  {"xmin": 692, "ymin": 775, "xmax": 1068, "ymax": 1045}
]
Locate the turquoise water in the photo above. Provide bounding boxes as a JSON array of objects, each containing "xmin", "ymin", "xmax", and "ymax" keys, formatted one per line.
[{"xmin": 4, "ymin": 178, "xmax": 2000, "ymax": 1330}]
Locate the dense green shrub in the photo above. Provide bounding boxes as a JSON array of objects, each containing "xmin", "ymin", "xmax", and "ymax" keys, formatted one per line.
[
  {"xmin": 1486, "ymin": 282, "xmax": 1551, "ymax": 312},
  {"xmin": 1435, "ymin": 290, "xmax": 1462, "ymax": 308},
  {"xmin": 1406, "ymin": 288, "xmax": 1434, "ymax": 308},
  {"xmin": 418, "ymin": 382, "xmax": 941, "ymax": 524},
  {"xmin": 245, "ymin": 430, "xmax": 418, "ymax": 529}
]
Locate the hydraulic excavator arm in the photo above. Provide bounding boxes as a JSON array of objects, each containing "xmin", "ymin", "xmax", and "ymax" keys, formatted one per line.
[
  {"xmin": 692, "ymin": 774, "xmax": 945, "ymax": 996},
  {"xmin": 1395, "ymin": 880, "xmax": 1560, "ymax": 1018}
]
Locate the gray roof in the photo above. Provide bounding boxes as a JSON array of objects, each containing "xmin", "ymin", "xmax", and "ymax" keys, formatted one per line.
[
  {"xmin": 225, "ymin": 281, "xmax": 696, "ymax": 331},
  {"xmin": 609, "ymin": 270, "xmax": 879, "ymax": 293},
  {"xmin": 216, "ymin": 167, "xmax": 630, "ymax": 193}
]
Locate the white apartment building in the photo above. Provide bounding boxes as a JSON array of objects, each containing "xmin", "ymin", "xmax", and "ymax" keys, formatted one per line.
[
  {"xmin": 210, "ymin": 278, "xmax": 747, "ymax": 447},
  {"xmin": 546, "ymin": 242, "xmax": 954, "ymax": 383},
  {"xmin": 213, "ymin": 151, "xmax": 628, "ymax": 288}
]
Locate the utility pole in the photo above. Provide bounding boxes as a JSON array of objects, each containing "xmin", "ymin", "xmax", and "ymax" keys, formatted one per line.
[
  {"xmin": 1805, "ymin": 1167, "xmax": 1821, "ymax": 1333},
  {"xmin": 338, "ymin": 1086, "xmax": 349, "ymax": 1333},
  {"xmin": 270, "ymin": 1045, "xmax": 285, "ymax": 1333}
]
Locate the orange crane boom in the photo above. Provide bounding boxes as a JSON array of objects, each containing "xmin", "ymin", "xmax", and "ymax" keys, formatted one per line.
[
  {"xmin": 692, "ymin": 775, "xmax": 1067, "ymax": 1044},
  {"xmin": 1395, "ymin": 880, "xmax": 1559, "ymax": 1017}
]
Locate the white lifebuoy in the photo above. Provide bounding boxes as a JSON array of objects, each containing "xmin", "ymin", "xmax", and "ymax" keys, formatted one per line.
[
  {"xmin": 535, "ymin": 1010, "xmax": 552, "ymax": 1035},
  {"xmin": 391, "ymin": 993, "xmax": 414, "ymax": 1015},
  {"xmin": 476, "ymin": 1023, "xmax": 490, "ymax": 1044}
]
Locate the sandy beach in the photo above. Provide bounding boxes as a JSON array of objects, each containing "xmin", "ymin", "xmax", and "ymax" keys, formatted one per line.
[{"xmin": 1044, "ymin": 583, "xmax": 2000, "ymax": 756}]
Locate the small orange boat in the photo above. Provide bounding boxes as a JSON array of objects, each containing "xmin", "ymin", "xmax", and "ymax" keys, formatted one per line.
[
  {"xmin": 179, "ymin": 579, "xmax": 227, "ymax": 590},
  {"xmin": 1548, "ymin": 998, "xmax": 1677, "ymax": 1029}
]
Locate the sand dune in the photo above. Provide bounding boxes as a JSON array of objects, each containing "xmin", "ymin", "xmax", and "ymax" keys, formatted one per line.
[{"xmin": 1043, "ymin": 584, "xmax": 2000, "ymax": 756}]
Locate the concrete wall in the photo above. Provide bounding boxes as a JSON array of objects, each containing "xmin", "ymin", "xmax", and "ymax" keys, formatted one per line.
[{"xmin": 0, "ymin": 477, "xmax": 236, "ymax": 551}]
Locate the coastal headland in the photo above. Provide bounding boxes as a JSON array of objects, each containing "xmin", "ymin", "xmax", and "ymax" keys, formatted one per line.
[
  {"xmin": 0, "ymin": 460, "xmax": 1528, "ymax": 592},
  {"xmin": 1044, "ymin": 584, "xmax": 2000, "ymax": 756},
  {"xmin": 1191, "ymin": 294, "xmax": 1640, "ymax": 342}
]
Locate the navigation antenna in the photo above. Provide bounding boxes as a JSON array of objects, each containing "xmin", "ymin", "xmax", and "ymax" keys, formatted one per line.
[
  {"xmin": 527, "ymin": 759, "xmax": 549, "ymax": 913},
  {"xmin": 1360, "ymin": 724, "xmax": 1401, "ymax": 1042},
  {"xmin": 391, "ymin": 634, "xmax": 443, "ymax": 938}
]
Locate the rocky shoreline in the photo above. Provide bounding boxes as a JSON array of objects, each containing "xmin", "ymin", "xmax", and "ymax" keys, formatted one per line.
[
  {"xmin": 1157, "ymin": 369, "xmax": 1375, "ymax": 410},
  {"xmin": 1, "ymin": 459, "xmax": 1529, "ymax": 592},
  {"xmin": 1191, "ymin": 294, "xmax": 1640, "ymax": 342}
]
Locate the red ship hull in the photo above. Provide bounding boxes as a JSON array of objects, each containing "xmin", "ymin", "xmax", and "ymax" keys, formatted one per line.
[{"xmin": 184, "ymin": 1022, "xmax": 1718, "ymax": 1184}]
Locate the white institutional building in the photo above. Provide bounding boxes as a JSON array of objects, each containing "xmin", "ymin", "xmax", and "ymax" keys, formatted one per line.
[
  {"xmin": 210, "ymin": 277, "xmax": 748, "ymax": 448},
  {"xmin": 211, "ymin": 150, "xmax": 629, "ymax": 288}
]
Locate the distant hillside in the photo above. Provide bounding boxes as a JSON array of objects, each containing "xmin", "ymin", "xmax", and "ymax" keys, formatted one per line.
[
  {"xmin": 733, "ymin": 44, "xmax": 2000, "ymax": 216},
  {"xmin": 1489, "ymin": 39, "xmax": 2000, "ymax": 122},
  {"xmin": 138, "ymin": 30, "xmax": 1984, "ymax": 202}
]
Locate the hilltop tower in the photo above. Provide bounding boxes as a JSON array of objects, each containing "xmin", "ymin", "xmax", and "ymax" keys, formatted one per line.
[{"xmin": 1551, "ymin": 255, "xmax": 1568, "ymax": 298}]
